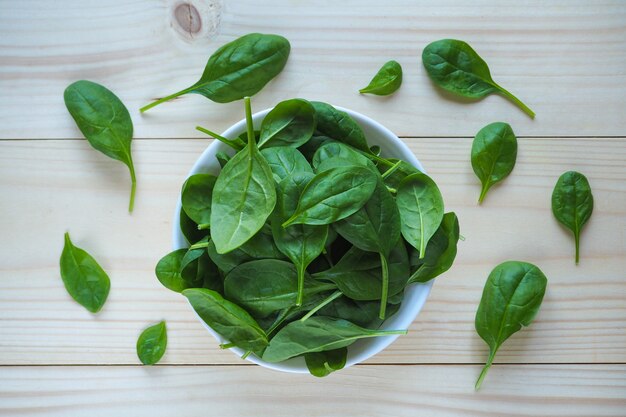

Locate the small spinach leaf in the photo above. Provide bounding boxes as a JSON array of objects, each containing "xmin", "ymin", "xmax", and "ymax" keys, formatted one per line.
[
  {"xmin": 258, "ymin": 98, "xmax": 316, "ymax": 149},
  {"xmin": 210, "ymin": 98, "xmax": 277, "ymax": 254},
  {"xmin": 181, "ymin": 174, "xmax": 217, "ymax": 229},
  {"xmin": 396, "ymin": 172, "xmax": 444, "ymax": 258},
  {"xmin": 216, "ymin": 151, "xmax": 231, "ymax": 168},
  {"xmin": 475, "ymin": 261, "xmax": 547, "ymax": 390},
  {"xmin": 136, "ymin": 321, "xmax": 167, "ymax": 365},
  {"xmin": 155, "ymin": 249, "xmax": 190, "ymax": 292},
  {"xmin": 182, "ymin": 288, "xmax": 269, "ymax": 354},
  {"xmin": 311, "ymin": 101, "xmax": 371, "ymax": 152},
  {"xmin": 282, "ymin": 166, "xmax": 378, "ymax": 227},
  {"xmin": 471, "ymin": 122, "xmax": 517, "ymax": 203},
  {"xmin": 141, "ymin": 33, "xmax": 290, "ymax": 110},
  {"xmin": 359, "ymin": 60, "xmax": 402, "ymax": 96},
  {"xmin": 422, "ymin": 39, "xmax": 535, "ymax": 118},
  {"xmin": 262, "ymin": 316, "xmax": 406, "ymax": 363},
  {"xmin": 551, "ymin": 171, "xmax": 594, "ymax": 264},
  {"xmin": 305, "ymin": 347, "xmax": 347, "ymax": 377},
  {"xmin": 408, "ymin": 212, "xmax": 460, "ymax": 283},
  {"xmin": 59, "ymin": 232, "xmax": 111, "ymax": 313},
  {"xmin": 260, "ymin": 146, "xmax": 312, "ymax": 182},
  {"xmin": 64, "ymin": 80, "xmax": 137, "ymax": 212}
]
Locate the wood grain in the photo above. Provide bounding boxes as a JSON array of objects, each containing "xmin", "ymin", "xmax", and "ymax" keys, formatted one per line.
[
  {"xmin": 1, "ymin": 0, "xmax": 625, "ymax": 139},
  {"xmin": 1, "ymin": 138, "xmax": 624, "ymax": 365},
  {"xmin": 1, "ymin": 365, "xmax": 624, "ymax": 417}
]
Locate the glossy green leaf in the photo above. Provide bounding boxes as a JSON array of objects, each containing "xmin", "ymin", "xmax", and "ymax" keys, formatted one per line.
[
  {"xmin": 475, "ymin": 261, "xmax": 547, "ymax": 390},
  {"xmin": 64, "ymin": 80, "xmax": 136, "ymax": 211},
  {"xmin": 141, "ymin": 33, "xmax": 290, "ymax": 111},
  {"xmin": 136, "ymin": 321, "xmax": 167, "ymax": 365},
  {"xmin": 318, "ymin": 296, "xmax": 399, "ymax": 329},
  {"xmin": 408, "ymin": 212, "xmax": 460, "ymax": 283},
  {"xmin": 179, "ymin": 207, "xmax": 208, "ymax": 245},
  {"xmin": 272, "ymin": 172, "xmax": 329, "ymax": 305},
  {"xmin": 305, "ymin": 347, "xmax": 347, "ymax": 377},
  {"xmin": 282, "ymin": 166, "xmax": 378, "ymax": 227},
  {"xmin": 260, "ymin": 146, "xmax": 312, "ymax": 182},
  {"xmin": 334, "ymin": 179, "xmax": 401, "ymax": 318},
  {"xmin": 312, "ymin": 142, "xmax": 376, "ymax": 173},
  {"xmin": 262, "ymin": 317, "xmax": 406, "ymax": 363},
  {"xmin": 181, "ymin": 240, "xmax": 223, "ymax": 293},
  {"xmin": 396, "ymin": 172, "xmax": 444, "ymax": 258},
  {"xmin": 311, "ymin": 101, "xmax": 371, "ymax": 152},
  {"xmin": 551, "ymin": 171, "xmax": 594, "ymax": 264},
  {"xmin": 359, "ymin": 60, "xmax": 403, "ymax": 96},
  {"xmin": 422, "ymin": 39, "xmax": 535, "ymax": 118},
  {"xmin": 224, "ymin": 259, "xmax": 334, "ymax": 318},
  {"xmin": 377, "ymin": 158, "xmax": 421, "ymax": 190},
  {"xmin": 258, "ymin": 99, "xmax": 316, "ymax": 148},
  {"xmin": 182, "ymin": 288, "xmax": 268, "ymax": 354},
  {"xmin": 155, "ymin": 249, "xmax": 190, "ymax": 292},
  {"xmin": 471, "ymin": 122, "xmax": 518, "ymax": 203},
  {"xmin": 210, "ymin": 98, "xmax": 277, "ymax": 254},
  {"xmin": 59, "ymin": 232, "xmax": 110, "ymax": 313},
  {"xmin": 181, "ymin": 174, "xmax": 217, "ymax": 227},
  {"xmin": 216, "ymin": 151, "xmax": 231, "ymax": 169}
]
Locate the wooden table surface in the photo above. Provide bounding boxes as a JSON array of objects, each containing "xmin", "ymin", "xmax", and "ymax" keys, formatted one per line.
[{"xmin": 1, "ymin": 1, "xmax": 625, "ymax": 416}]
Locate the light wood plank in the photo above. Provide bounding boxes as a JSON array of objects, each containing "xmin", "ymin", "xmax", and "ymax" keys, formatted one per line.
[
  {"xmin": 1, "ymin": 365, "xmax": 624, "ymax": 417},
  {"xmin": 1, "ymin": 1, "xmax": 625, "ymax": 139},
  {"xmin": 0, "ymin": 138, "xmax": 624, "ymax": 365}
]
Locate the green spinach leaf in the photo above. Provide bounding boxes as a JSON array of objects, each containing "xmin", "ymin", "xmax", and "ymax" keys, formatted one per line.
[
  {"xmin": 179, "ymin": 207, "xmax": 209, "ymax": 245},
  {"xmin": 305, "ymin": 347, "xmax": 347, "ymax": 377},
  {"xmin": 471, "ymin": 122, "xmax": 518, "ymax": 203},
  {"xmin": 262, "ymin": 316, "xmax": 406, "ymax": 363},
  {"xmin": 260, "ymin": 146, "xmax": 312, "ymax": 182},
  {"xmin": 359, "ymin": 60, "xmax": 402, "ymax": 96},
  {"xmin": 182, "ymin": 288, "xmax": 268, "ymax": 354},
  {"xmin": 216, "ymin": 151, "xmax": 231, "ymax": 168},
  {"xmin": 408, "ymin": 212, "xmax": 459, "ymax": 283},
  {"xmin": 272, "ymin": 172, "xmax": 329, "ymax": 305},
  {"xmin": 136, "ymin": 321, "xmax": 167, "ymax": 365},
  {"xmin": 155, "ymin": 249, "xmax": 190, "ymax": 292},
  {"xmin": 210, "ymin": 97, "xmax": 277, "ymax": 253},
  {"xmin": 258, "ymin": 98, "xmax": 316, "ymax": 149},
  {"xmin": 181, "ymin": 174, "xmax": 217, "ymax": 229},
  {"xmin": 224, "ymin": 259, "xmax": 334, "ymax": 318},
  {"xmin": 311, "ymin": 101, "xmax": 371, "ymax": 152},
  {"xmin": 64, "ymin": 80, "xmax": 137, "ymax": 212},
  {"xmin": 282, "ymin": 166, "xmax": 378, "ymax": 227},
  {"xmin": 141, "ymin": 33, "xmax": 290, "ymax": 111},
  {"xmin": 334, "ymin": 179, "xmax": 401, "ymax": 318},
  {"xmin": 475, "ymin": 261, "xmax": 547, "ymax": 390},
  {"xmin": 422, "ymin": 39, "xmax": 535, "ymax": 118},
  {"xmin": 396, "ymin": 172, "xmax": 444, "ymax": 258},
  {"xmin": 551, "ymin": 171, "xmax": 594, "ymax": 264},
  {"xmin": 59, "ymin": 232, "xmax": 111, "ymax": 313}
]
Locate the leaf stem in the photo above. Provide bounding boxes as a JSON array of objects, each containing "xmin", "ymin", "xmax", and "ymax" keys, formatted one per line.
[
  {"xmin": 381, "ymin": 160, "xmax": 402, "ymax": 179},
  {"xmin": 128, "ymin": 164, "xmax": 137, "ymax": 213},
  {"xmin": 378, "ymin": 253, "xmax": 389, "ymax": 320},
  {"xmin": 296, "ymin": 264, "xmax": 306, "ymax": 306},
  {"xmin": 475, "ymin": 351, "xmax": 496, "ymax": 390},
  {"xmin": 575, "ymin": 229, "xmax": 580, "ymax": 265},
  {"xmin": 244, "ymin": 96, "xmax": 255, "ymax": 147},
  {"xmin": 139, "ymin": 85, "xmax": 197, "ymax": 113},
  {"xmin": 494, "ymin": 84, "xmax": 535, "ymax": 119},
  {"xmin": 300, "ymin": 290, "xmax": 343, "ymax": 322},
  {"xmin": 196, "ymin": 126, "xmax": 244, "ymax": 150},
  {"xmin": 197, "ymin": 223, "xmax": 210, "ymax": 230},
  {"xmin": 220, "ymin": 342, "xmax": 236, "ymax": 349},
  {"xmin": 189, "ymin": 241, "xmax": 209, "ymax": 250},
  {"xmin": 478, "ymin": 182, "xmax": 490, "ymax": 204},
  {"xmin": 354, "ymin": 148, "xmax": 395, "ymax": 167}
]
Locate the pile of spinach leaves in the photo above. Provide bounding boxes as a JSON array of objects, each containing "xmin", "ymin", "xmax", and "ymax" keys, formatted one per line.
[{"xmin": 156, "ymin": 96, "xmax": 460, "ymax": 376}]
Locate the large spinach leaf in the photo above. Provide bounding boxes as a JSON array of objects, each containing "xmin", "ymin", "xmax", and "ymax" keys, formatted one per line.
[
  {"xmin": 210, "ymin": 98, "xmax": 277, "ymax": 253},
  {"xmin": 311, "ymin": 101, "xmax": 371, "ymax": 152},
  {"xmin": 141, "ymin": 33, "xmax": 290, "ymax": 111},
  {"xmin": 475, "ymin": 261, "xmax": 547, "ymax": 390},
  {"xmin": 551, "ymin": 171, "xmax": 594, "ymax": 264},
  {"xmin": 422, "ymin": 39, "xmax": 535, "ymax": 118},
  {"xmin": 64, "ymin": 80, "xmax": 137, "ymax": 212},
  {"xmin": 260, "ymin": 146, "xmax": 312, "ymax": 182},
  {"xmin": 258, "ymin": 98, "xmax": 316, "ymax": 149},
  {"xmin": 262, "ymin": 316, "xmax": 406, "ymax": 362},
  {"xmin": 282, "ymin": 166, "xmax": 378, "ymax": 227}
]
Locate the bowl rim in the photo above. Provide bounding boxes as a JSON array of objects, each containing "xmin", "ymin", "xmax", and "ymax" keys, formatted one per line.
[{"xmin": 172, "ymin": 104, "xmax": 434, "ymax": 373}]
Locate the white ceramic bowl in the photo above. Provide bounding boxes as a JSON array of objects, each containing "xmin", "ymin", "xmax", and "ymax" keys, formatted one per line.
[{"xmin": 173, "ymin": 106, "xmax": 434, "ymax": 373}]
